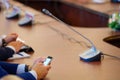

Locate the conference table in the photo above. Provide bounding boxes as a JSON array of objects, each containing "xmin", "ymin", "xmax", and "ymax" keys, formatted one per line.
[
  {"xmin": 0, "ymin": 0, "xmax": 120, "ymax": 80},
  {"xmin": 63, "ymin": 0, "xmax": 120, "ymax": 15}
]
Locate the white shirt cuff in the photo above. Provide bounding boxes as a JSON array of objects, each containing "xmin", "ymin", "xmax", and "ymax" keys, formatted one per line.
[
  {"xmin": 17, "ymin": 64, "xmax": 26, "ymax": 74},
  {"xmin": 0, "ymin": 39, "xmax": 2, "ymax": 47},
  {"xmin": 29, "ymin": 70, "xmax": 37, "ymax": 80},
  {"xmin": 0, "ymin": 35, "xmax": 6, "ymax": 47},
  {"xmin": 6, "ymin": 46, "xmax": 16, "ymax": 53}
]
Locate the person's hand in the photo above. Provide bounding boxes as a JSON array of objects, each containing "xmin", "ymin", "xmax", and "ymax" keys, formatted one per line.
[
  {"xmin": 34, "ymin": 57, "xmax": 46, "ymax": 64},
  {"xmin": 4, "ymin": 33, "xmax": 18, "ymax": 44},
  {"xmin": 29, "ymin": 57, "xmax": 46, "ymax": 70},
  {"xmin": 29, "ymin": 57, "xmax": 46, "ymax": 71},
  {"xmin": 7, "ymin": 41, "xmax": 24, "ymax": 53},
  {"xmin": 32, "ymin": 62, "xmax": 51, "ymax": 80}
]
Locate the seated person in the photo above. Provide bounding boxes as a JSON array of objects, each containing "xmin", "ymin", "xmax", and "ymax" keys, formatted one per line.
[
  {"xmin": 0, "ymin": 33, "xmax": 18, "ymax": 47},
  {"xmin": 0, "ymin": 33, "xmax": 19, "ymax": 61},
  {"xmin": 0, "ymin": 33, "xmax": 51, "ymax": 80},
  {"xmin": 0, "ymin": 58, "xmax": 51, "ymax": 80}
]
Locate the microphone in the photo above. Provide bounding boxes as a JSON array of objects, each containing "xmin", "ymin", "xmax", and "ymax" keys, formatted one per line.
[
  {"xmin": 5, "ymin": 6, "xmax": 20, "ymax": 19},
  {"xmin": 42, "ymin": 9, "xmax": 52, "ymax": 16},
  {"xmin": 42, "ymin": 8, "xmax": 102, "ymax": 62},
  {"xmin": 1, "ymin": 0, "xmax": 11, "ymax": 9},
  {"xmin": 42, "ymin": 8, "xmax": 120, "ymax": 62},
  {"xmin": 42, "ymin": 9, "xmax": 96, "ymax": 50},
  {"xmin": 18, "ymin": 11, "xmax": 34, "ymax": 26}
]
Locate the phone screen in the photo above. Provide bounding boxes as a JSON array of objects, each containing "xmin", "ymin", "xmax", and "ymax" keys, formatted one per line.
[{"xmin": 43, "ymin": 56, "xmax": 52, "ymax": 66}]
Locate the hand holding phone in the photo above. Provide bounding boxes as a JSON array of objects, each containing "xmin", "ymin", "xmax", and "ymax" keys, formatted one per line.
[{"xmin": 43, "ymin": 56, "xmax": 53, "ymax": 66}]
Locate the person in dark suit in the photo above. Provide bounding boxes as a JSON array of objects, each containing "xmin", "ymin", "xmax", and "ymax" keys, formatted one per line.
[
  {"xmin": 0, "ymin": 33, "xmax": 51, "ymax": 80},
  {"xmin": 0, "ymin": 58, "xmax": 51, "ymax": 80},
  {"xmin": 0, "ymin": 33, "xmax": 18, "ymax": 61}
]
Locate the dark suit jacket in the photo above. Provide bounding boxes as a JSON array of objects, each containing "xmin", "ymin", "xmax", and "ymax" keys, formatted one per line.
[
  {"xmin": 0, "ymin": 47, "xmax": 14, "ymax": 61},
  {"xmin": 0, "ymin": 61, "xmax": 36, "ymax": 80},
  {"xmin": 0, "ymin": 47, "xmax": 36, "ymax": 80}
]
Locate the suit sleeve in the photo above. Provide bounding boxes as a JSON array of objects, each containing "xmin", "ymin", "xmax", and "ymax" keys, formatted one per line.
[
  {"xmin": 0, "ymin": 61, "xmax": 18, "ymax": 74},
  {"xmin": 0, "ymin": 47, "xmax": 14, "ymax": 61},
  {"xmin": 0, "ymin": 66, "xmax": 8, "ymax": 78},
  {"xmin": 17, "ymin": 72, "xmax": 36, "ymax": 80}
]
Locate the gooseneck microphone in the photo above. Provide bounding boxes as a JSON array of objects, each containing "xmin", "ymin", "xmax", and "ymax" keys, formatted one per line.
[
  {"xmin": 42, "ymin": 8, "xmax": 96, "ymax": 51},
  {"xmin": 42, "ymin": 8, "xmax": 120, "ymax": 62},
  {"xmin": 42, "ymin": 8, "xmax": 103, "ymax": 62}
]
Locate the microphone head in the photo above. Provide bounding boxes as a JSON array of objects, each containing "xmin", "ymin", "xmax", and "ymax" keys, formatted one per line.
[
  {"xmin": 42, "ymin": 8, "xmax": 52, "ymax": 16},
  {"xmin": 42, "ymin": 8, "xmax": 46, "ymax": 13}
]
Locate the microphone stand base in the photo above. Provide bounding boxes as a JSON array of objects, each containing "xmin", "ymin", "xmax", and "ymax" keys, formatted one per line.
[{"xmin": 79, "ymin": 48, "xmax": 102, "ymax": 62}]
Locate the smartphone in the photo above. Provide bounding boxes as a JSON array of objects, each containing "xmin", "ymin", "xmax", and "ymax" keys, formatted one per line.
[{"xmin": 43, "ymin": 56, "xmax": 53, "ymax": 66}]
